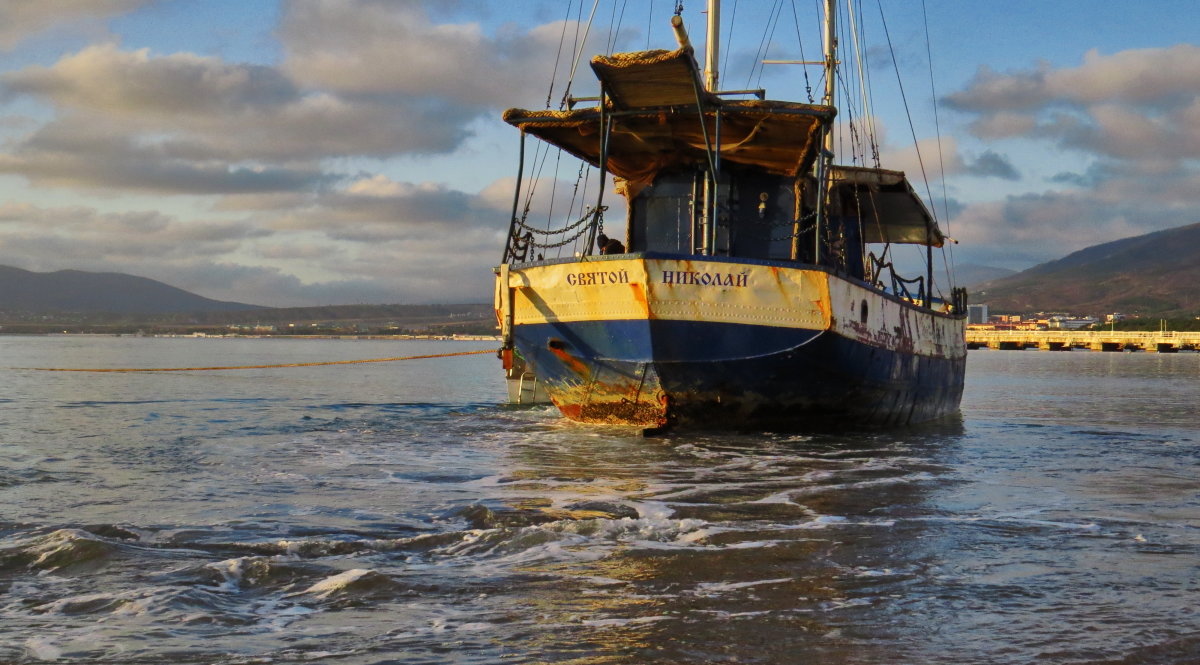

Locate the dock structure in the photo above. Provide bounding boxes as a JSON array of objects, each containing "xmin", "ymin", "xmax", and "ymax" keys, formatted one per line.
[{"xmin": 966, "ymin": 330, "xmax": 1200, "ymax": 353}]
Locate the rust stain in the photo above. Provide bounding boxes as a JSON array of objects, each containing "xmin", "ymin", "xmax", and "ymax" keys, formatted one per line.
[
  {"xmin": 813, "ymin": 295, "xmax": 831, "ymax": 321},
  {"xmin": 545, "ymin": 370, "xmax": 669, "ymax": 427},
  {"xmin": 548, "ymin": 345, "xmax": 592, "ymax": 379},
  {"xmin": 629, "ymin": 282, "xmax": 651, "ymax": 318}
]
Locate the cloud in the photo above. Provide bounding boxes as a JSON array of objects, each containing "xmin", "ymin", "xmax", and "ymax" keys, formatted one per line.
[
  {"xmin": 963, "ymin": 150, "xmax": 1019, "ymax": 180},
  {"xmin": 0, "ymin": 168, "xmax": 568, "ymax": 306},
  {"xmin": 0, "ymin": 121, "xmax": 331, "ymax": 194},
  {"xmin": 945, "ymin": 45, "xmax": 1200, "ymax": 165},
  {"xmin": 0, "ymin": 2, "xmax": 595, "ymax": 199},
  {"xmin": 878, "ymin": 133, "xmax": 965, "ymax": 184},
  {"xmin": 3, "ymin": 44, "xmax": 298, "ymax": 114},
  {"xmin": 0, "ymin": 43, "xmax": 480, "ymax": 194},
  {"xmin": 0, "ymin": 2, "xmax": 609, "ymax": 306},
  {"xmin": 0, "ymin": 202, "xmax": 269, "ymax": 262},
  {"xmin": 0, "ymin": 195, "xmax": 501, "ymax": 306},
  {"xmin": 935, "ymin": 44, "xmax": 1200, "ymax": 273},
  {"xmin": 278, "ymin": 0, "xmax": 586, "ymax": 110},
  {"xmin": 947, "ymin": 166, "xmax": 1200, "ymax": 270},
  {"xmin": 0, "ymin": 0, "xmax": 149, "ymax": 51}
]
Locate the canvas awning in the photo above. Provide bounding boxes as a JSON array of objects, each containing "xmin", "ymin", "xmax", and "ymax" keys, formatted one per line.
[
  {"xmin": 589, "ymin": 47, "xmax": 717, "ymax": 109},
  {"xmin": 503, "ymin": 46, "xmax": 834, "ymax": 187},
  {"xmin": 504, "ymin": 102, "xmax": 833, "ymax": 186},
  {"xmin": 831, "ymin": 166, "xmax": 945, "ymax": 247}
]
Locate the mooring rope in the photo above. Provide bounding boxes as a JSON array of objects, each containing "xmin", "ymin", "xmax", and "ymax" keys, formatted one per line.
[{"xmin": 17, "ymin": 349, "xmax": 496, "ymax": 373}]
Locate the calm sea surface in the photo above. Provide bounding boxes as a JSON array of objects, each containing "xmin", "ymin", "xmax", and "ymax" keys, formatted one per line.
[{"xmin": 1, "ymin": 336, "xmax": 1197, "ymax": 664}]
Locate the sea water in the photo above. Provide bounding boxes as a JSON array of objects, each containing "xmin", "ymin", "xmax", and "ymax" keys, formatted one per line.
[{"xmin": 1, "ymin": 335, "xmax": 1197, "ymax": 664}]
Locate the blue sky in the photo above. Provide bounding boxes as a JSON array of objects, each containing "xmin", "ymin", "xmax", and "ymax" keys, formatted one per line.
[{"xmin": 1, "ymin": 0, "xmax": 1198, "ymax": 306}]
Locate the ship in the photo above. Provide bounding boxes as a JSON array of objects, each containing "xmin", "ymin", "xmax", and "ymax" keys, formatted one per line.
[{"xmin": 495, "ymin": 0, "xmax": 966, "ymax": 431}]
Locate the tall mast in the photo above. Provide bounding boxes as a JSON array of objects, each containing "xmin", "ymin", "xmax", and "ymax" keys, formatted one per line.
[
  {"xmin": 813, "ymin": 0, "xmax": 838, "ymax": 264},
  {"xmin": 705, "ymin": 0, "xmax": 720, "ymax": 91},
  {"xmin": 822, "ymin": 0, "xmax": 837, "ymax": 147}
]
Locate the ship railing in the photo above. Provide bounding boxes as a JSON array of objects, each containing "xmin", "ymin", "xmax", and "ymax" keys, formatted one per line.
[
  {"xmin": 868, "ymin": 252, "xmax": 926, "ymax": 307},
  {"xmin": 503, "ymin": 205, "xmax": 607, "ymax": 263}
]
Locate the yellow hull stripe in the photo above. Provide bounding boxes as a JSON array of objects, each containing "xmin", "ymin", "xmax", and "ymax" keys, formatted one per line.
[{"xmin": 500, "ymin": 258, "xmax": 831, "ymax": 329}]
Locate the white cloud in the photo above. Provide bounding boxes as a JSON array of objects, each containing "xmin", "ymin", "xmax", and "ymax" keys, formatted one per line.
[
  {"xmin": 0, "ymin": 0, "xmax": 148, "ymax": 51},
  {"xmin": 946, "ymin": 45, "xmax": 1200, "ymax": 165},
  {"xmin": 937, "ymin": 43, "xmax": 1200, "ymax": 272},
  {"xmin": 279, "ymin": 0, "xmax": 583, "ymax": 109}
]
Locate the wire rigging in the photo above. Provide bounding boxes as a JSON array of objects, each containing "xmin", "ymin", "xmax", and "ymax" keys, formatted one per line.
[
  {"xmin": 646, "ymin": 1, "xmax": 654, "ymax": 49},
  {"xmin": 606, "ymin": 0, "xmax": 629, "ymax": 54},
  {"xmin": 788, "ymin": 0, "xmax": 814, "ymax": 103},
  {"xmin": 845, "ymin": 0, "xmax": 879, "ymax": 166},
  {"xmin": 920, "ymin": 0, "xmax": 957, "ymax": 285},
  {"xmin": 545, "ymin": 2, "xmax": 575, "ymax": 109},
  {"xmin": 560, "ymin": 0, "xmax": 601, "ymax": 110},
  {"xmin": 745, "ymin": 0, "xmax": 785, "ymax": 89},
  {"xmin": 874, "ymin": 1, "xmax": 935, "ymax": 219},
  {"xmin": 721, "ymin": 0, "xmax": 739, "ymax": 80}
]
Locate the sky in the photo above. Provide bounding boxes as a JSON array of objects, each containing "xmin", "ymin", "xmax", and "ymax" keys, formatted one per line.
[{"xmin": 1, "ymin": 0, "xmax": 1199, "ymax": 307}]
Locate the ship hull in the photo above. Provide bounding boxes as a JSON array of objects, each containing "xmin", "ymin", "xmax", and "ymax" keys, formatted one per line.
[{"xmin": 497, "ymin": 254, "xmax": 966, "ymax": 430}]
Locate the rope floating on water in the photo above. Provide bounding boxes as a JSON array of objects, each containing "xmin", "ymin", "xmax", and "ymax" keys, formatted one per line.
[{"xmin": 18, "ymin": 348, "xmax": 497, "ymax": 372}]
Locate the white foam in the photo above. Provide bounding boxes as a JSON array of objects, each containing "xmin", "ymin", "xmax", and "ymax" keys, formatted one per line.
[
  {"xmin": 693, "ymin": 578, "xmax": 792, "ymax": 596},
  {"xmin": 24, "ymin": 637, "xmax": 61, "ymax": 661},
  {"xmin": 302, "ymin": 568, "xmax": 376, "ymax": 599},
  {"xmin": 582, "ymin": 615, "xmax": 674, "ymax": 627}
]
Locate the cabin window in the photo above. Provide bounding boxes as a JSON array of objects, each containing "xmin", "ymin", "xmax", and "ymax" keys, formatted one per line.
[
  {"xmin": 725, "ymin": 171, "xmax": 799, "ymax": 261},
  {"xmin": 630, "ymin": 167, "xmax": 821, "ymax": 262},
  {"xmin": 629, "ymin": 171, "xmax": 697, "ymax": 253}
]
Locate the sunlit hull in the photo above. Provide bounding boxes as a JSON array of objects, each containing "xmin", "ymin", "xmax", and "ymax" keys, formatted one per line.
[{"xmin": 496, "ymin": 253, "xmax": 966, "ymax": 429}]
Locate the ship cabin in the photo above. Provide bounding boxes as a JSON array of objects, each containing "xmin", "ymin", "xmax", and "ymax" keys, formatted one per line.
[{"xmin": 502, "ymin": 46, "xmax": 948, "ymax": 303}]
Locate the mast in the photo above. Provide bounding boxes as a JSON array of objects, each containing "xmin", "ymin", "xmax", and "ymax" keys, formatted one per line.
[
  {"xmin": 815, "ymin": 0, "xmax": 838, "ymax": 263},
  {"xmin": 822, "ymin": 0, "xmax": 837, "ymax": 149},
  {"xmin": 703, "ymin": 0, "xmax": 721, "ymax": 255},
  {"xmin": 704, "ymin": 0, "xmax": 720, "ymax": 91}
]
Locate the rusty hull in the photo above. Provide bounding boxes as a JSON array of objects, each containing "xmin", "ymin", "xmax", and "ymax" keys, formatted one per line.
[{"xmin": 497, "ymin": 253, "xmax": 966, "ymax": 429}]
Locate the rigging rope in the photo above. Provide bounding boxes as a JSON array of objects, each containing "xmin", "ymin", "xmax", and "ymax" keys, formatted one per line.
[
  {"xmin": 560, "ymin": 0, "xmax": 602, "ymax": 110},
  {"xmin": 545, "ymin": 1, "xmax": 575, "ymax": 109},
  {"xmin": 876, "ymin": 1, "xmax": 933, "ymax": 219},
  {"xmin": 788, "ymin": 0, "xmax": 815, "ymax": 103},
  {"xmin": 722, "ymin": 0, "xmax": 739, "ymax": 79},
  {"xmin": 746, "ymin": 0, "xmax": 785, "ymax": 89},
  {"xmin": 921, "ymin": 0, "xmax": 957, "ymax": 288},
  {"xmin": 17, "ymin": 349, "xmax": 496, "ymax": 373},
  {"xmin": 645, "ymin": 1, "xmax": 653, "ymax": 49},
  {"xmin": 606, "ymin": 0, "xmax": 629, "ymax": 55},
  {"xmin": 846, "ymin": 0, "xmax": 880, "ymax": 166}
]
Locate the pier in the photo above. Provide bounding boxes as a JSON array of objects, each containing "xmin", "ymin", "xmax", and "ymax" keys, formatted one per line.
[{"xmin": 966, "ymin": 330, "xmax": 1200, "ymax": 352}]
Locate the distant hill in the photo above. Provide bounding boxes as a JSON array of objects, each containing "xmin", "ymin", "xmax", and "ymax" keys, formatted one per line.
[
  {"xmin": 0, "ymin": 265, "xmax": 496, "ymax": 334},
  {"xmin": 177, "ymin": 303, "xmax": 495, "ymax": 328},
  {"xmin": 970, "ymin": 222, "xmax": 1200, "ymax": 317},
  {"xmin": 954, "ymin": 264, "xmax": 1017, "ymax": 288},
  {"xmin": 0, "ymin": 265, "xmax": 262, "ymax": 314}
]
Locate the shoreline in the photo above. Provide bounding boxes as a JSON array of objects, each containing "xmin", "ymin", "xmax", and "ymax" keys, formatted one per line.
[{"xmin": 0, "ymin": 332, "xmax": 501, "ymax": 341}]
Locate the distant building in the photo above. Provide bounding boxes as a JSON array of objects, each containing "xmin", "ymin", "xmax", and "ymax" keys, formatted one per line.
[
  {"xmin": 967, "ymin": 304, "xmax": 988, "ymax": 325},
  {"xmin": 1048, "ymin": 316, "xmax": 1099, "ymax": 330}
]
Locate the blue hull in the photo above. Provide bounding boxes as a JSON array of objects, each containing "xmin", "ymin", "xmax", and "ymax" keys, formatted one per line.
[{"xmin": 514, "ymin": 318, "xmax": 965, "ymax": 429}]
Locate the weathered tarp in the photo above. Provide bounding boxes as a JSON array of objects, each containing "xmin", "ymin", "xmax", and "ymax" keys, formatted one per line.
[
  {"xmin": 831, "ymin": 166, "xmax": 945, "ymax": 247},
  {"xmin": 503, "ymin": 46, "xmax": 834, "ymax": 186},
  {"xmin": 503, "ymin": 101, "xmax": 833, "ymax": 186},
  {"xmin": 589, "ymin": 47, "xmax": 716, "ymax": 109}
]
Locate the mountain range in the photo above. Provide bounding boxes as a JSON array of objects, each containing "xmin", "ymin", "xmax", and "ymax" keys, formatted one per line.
[
  {"xmin": 0, "ymin": 265, "xmax": 261, "ymax": 314},
  {"xmin": 969, "ymin": 222, "xmax": 1200, "ymax": 317}
]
